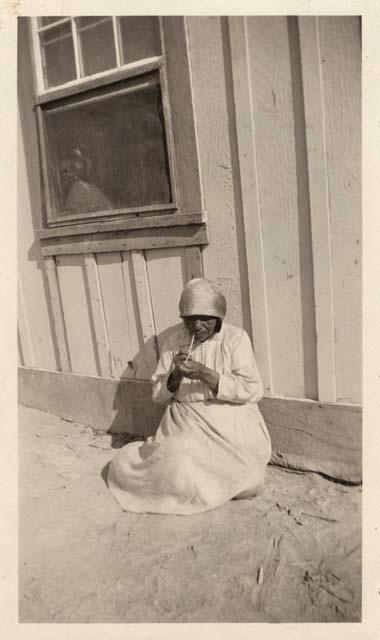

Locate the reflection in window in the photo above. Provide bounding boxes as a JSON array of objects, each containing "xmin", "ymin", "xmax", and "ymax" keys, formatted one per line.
[{"xmin": 43, "ymin": 73, "xmax": 172, "ymax": 217}]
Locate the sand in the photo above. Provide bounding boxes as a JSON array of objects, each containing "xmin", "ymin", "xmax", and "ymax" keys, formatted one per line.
[{"xmin": 19, "ymin": 404, "xmax": 361, "ymax": 623}]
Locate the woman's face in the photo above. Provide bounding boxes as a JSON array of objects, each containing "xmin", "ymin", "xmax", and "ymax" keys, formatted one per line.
[{"xmin": 182, "ymin": 315, "xmax": 218, "ymax": 342}]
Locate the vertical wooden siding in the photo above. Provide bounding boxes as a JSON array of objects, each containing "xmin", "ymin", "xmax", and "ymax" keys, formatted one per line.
[
  {"xmin": 242, "ymin": 16, "xmax": 315, "ymax": 398},
  {"xmin": 317, "ymin": 17, "xmax": 361, "ymax": 403},
  {"xmin": 39, "ymin": 248, "xmax": 190, "ymax": 381},
  {"xmin": 187, "ymin": 15, "xmax": 361, "ymax": 403},
  {"xmin": 18, "ymin": 108, "xmax": 58, "ymax": 372},
  {"xmin": 145, "ymin": 248, "xmax": 187, "ymax": 352},
  {"xmin": 96, "ymin": 252, "xmax": 141, "ymax": 379},
  {"xmin": 18, "ymin": 17, "xmax": 361, "ymax": 404},
  {"xmin": 186, "ymin": 17, "xmax": 251, "ymax": 336}
]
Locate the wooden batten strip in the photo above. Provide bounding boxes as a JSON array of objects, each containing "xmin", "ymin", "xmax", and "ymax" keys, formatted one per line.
[
  {"xmin": 228, "ymin": 16, "xmax": 273, "ymax": 393},
  {"xmin": 84, "ymin": 254, "xmax": 111, "ymax": 377},
  {"xmin": 37, "ymin": 211, "xmax": 205, "ymax": 240},
  {"xmin": 36, "ymin": 106, "xmax": 53, "ymax": 219},
  {"xmin": 17, "ymin": 277, "xmax": 35, "ymax": 368},
  {"xmin": 162, "ymin": 17, "xmax": 204, "ymax": 212},
  {"xmin": 129, "ymin": 251, "xmax": 159, "ymax": 373},
  {"xmin": 159, "ymin": 65, "xmax": 180, "ymax": 208},
  {"xmin": 43, "ymin": 256, "xmax": 71, "ymax": 372},
  {"xmin": 298, "ymin": 17, "xmax": 336, "ymax": 402},
  {"xmin": 184, "ymin": 246, "xmax": 203, "ymax": 281},
  {"xmin": 40, "ymin": 224, "xmax": 208, "ymax": 257},
  {"xmin": 18, "ymin": 329, "xmax": 24, "ymax": 367}
]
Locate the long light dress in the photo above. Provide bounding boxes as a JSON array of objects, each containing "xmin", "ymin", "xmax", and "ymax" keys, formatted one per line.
[{"xmin": 107, "ymin": 323, "xmax": 272, "ymax": 515}]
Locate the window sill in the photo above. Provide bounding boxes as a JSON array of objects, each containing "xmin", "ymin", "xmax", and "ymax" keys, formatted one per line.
[
  {"xmin": 38, "ymin": 211, "xmax": 208, "ymax": 256},
  {"xmin": 35, "ymin": 56, "xmax": 164, "ymax": 105}
]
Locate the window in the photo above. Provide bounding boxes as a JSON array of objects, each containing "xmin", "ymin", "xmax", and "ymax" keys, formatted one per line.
[
  {"xmin": 27, "ymin": 16, "xmax": 206, "ymax": 255},
  {"xmin": 32, "ymin": 16, "xmax": 162, "ymax": 91},
  {"xmin": 31, "ymin": 17, "xmax": 179, "ymax": 226},
  {"xmin": 39, "ymin": 72, "xmax": 174, "ymax": 222}
]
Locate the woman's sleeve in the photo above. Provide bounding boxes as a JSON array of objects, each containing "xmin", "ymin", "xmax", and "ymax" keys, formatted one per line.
[
  {"xmin": 151, "ymin": 341, "xmax": 176, "ymax": 405},
  {"xmin": 215, "ymin": 330, "xmax": 264, "ymax": 404}
]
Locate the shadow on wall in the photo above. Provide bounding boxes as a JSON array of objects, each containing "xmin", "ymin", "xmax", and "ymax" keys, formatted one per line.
[{"xmin": 107, "ymin": 324, "xmax": 183, "ymax": 449}]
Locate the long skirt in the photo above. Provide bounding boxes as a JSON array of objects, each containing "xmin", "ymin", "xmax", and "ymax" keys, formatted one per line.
[{"xmin": 107, "ymin": 400, "xmax": 271, "ymax": 515}]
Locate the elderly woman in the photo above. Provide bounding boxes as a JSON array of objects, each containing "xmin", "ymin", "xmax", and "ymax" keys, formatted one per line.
[{"xmin": 107, "ymin": 278, "xmax": 271, "ymax": 515}]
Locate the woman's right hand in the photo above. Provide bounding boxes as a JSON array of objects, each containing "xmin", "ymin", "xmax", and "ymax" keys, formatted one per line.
[
  {"xmin": 173, "ymin": 350, "xmax": 190, "ymax": 370},
  {"xmin": 167, "ymin": 351, "xmax": 188, "ymax": 393}
]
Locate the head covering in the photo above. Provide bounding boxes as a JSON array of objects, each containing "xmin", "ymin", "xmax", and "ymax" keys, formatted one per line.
[{"xmin": 179, "ymin": 278, "xmax": 227, "ymax": 318}]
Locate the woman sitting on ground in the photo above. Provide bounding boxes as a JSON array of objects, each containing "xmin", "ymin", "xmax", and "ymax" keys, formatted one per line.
[{"xmin": 107, "ymin": 278, "xmax": 271, "ymax": 515}]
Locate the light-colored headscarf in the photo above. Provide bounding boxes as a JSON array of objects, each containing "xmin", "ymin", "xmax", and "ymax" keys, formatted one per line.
[{"xmin": 179, "ymin": 278, "xmax": 227, "ymax": 318}]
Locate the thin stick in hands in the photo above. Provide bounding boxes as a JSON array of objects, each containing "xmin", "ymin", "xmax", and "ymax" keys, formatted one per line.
[{"xmin": 185, "ymin": 334, "xmax": 195, "ymax": 364}]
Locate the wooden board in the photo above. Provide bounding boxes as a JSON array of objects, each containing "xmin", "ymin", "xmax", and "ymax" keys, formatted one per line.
[
  {"xmin": 18, "ymin": 330, "xmax": 24, "ymax": 367},
  {"xmin": 40, "ymin": 224, "xmax": 208, "ymax": 256},
  {"xmin": 43, "ymin": 256, "xmax": 71, "ymax": 373},
  {"xmin": 17, "ymin": 276, "xmax": 35, "ymax": 368},
  {"xmin": 18, "ymin": 367, "xmax": 164, "ymax": 438},
  {"xmin": 260, "ymin": 396, "xmax": 362, "ymax": 483},
  {"xmin": 186, "ymin": 17, "xmax": 247, "ymax": 331},
  {"xmin": 130, "ymin": 251, "xmax": 159, "ymax": 376},
  {"xmin": 97, "ymin": 252, "xmax": 149, "ymax": 380},
  {"xmin": 145, "ymin": 248, "xmax": 186, "ymax": 352},
  {"xmin": 244, "ymin": 17, "xmax": 309, "ymax": 398},
  {"xmin": 298, "ymin": 16, "xmax": 336, "ymax": 403},
  {"xmin": 37, "ymin": 212, "xmax": 205, "ymax": 239},
  {"xmin": 286, "ymin": 16, "xmax": 319, "ymax": 401},
  {"xmin": 17, "ymin": 73, "xmax": 58, "ymax": 370},
  {"xmin": 318, "ymin": 17, "xmax": 361, "ymax": 404},
  {"xmin": 83, "ymin": 254, "xmax": 111, "ymax": 377},
  {"xmin": 18, "ymin": 366, "xmax": 362, "ymax": 483},
  {"xmin": 55, "ymin": 254, "xmax": 97, "ymax": 375},
  {"xmin": 162, "ymin": 17, "xmax": 204, "ymax": 212},
  {"xmin": 228, "ymin": 16, "xmax": 273, "ymax": 395},
  {"xmin": 184, "ymin": 246, "xmax": 203, "ymax": 281}
]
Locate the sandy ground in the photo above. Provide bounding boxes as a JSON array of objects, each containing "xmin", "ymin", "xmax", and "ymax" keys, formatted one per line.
[{"xmin": 19, "ymin": 404, "xmax": 362, "ymax": 623}]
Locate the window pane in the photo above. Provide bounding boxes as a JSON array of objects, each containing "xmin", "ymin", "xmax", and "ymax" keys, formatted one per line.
[
  {"xmin": 40, "ymin": 23, "xmax": 76, "ymax": 88},
  {"xmin": 43, "ymin": 73, "xmax": 172, "ymax": 217},
  {"xmin": 119, "ymin": 17, "xmax": 161, "ymax": 64},
  {"xmin": 76, "ymin": 17, "xmax": 117, "ymax": 76},
  {"xmin": 38, "ymin": 17, "xmax": 69, "ymax": 27},
  {"xmin": 76, "ymin": 17, "xmax": 105, "ymax": 28}
]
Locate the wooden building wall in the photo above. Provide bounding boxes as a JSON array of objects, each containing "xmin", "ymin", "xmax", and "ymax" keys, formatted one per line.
[
  {"xmin": 187, "ymin": 16, "xmax": 361, "ymax": 404},
  {"xmin": 18, "ymin": 16, "xmax": 362, "ymax": 482}
]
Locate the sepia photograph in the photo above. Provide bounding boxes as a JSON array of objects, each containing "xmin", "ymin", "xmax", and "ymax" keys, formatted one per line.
[{"xmin": 16, "ymin": 10, "xmax": 364, "ymax": 626}]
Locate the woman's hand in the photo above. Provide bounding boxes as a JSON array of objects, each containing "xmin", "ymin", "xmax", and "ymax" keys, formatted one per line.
[
  {"xmin": 167, "ymin": 350, "xmax": 188, "ymax": 393},
  {"xmin": 168, "ymin": 352, "xmax": 219, "ymax": 395},
  {"xmin": 178, "ymin": 357, "xmax": 205, "ymax": 380},
  {"xmin": 179, "ymin": 356, "xmax": 219, "ymax": 394},
  {"xmin": 173, "ymin": 350, "xmax": 191, "ymax": 370}
]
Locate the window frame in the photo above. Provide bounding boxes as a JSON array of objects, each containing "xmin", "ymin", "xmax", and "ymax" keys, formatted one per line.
[
  {"xmin": 27, "ymin": 16, "xmax": 207, "ymax": 254},
  {"xmin": 30, "ymin": 16, "xmax": 180, "ymax": 228},
  {"xmin": 30, "ymin": 16, "xmax": 161, "ymax": 95}
]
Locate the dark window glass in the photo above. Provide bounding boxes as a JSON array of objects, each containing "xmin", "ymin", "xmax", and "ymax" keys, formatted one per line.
[
  {"xmin": 76, "ymin": 17, "xmax": 117, "ymax": 76},
  {"xmin": 43, "ymin": 73, "xmax": 172, "ymax": 218},
  {"xmin": 38, "ymin": 17, "xmax": 69, "ymax": 27},
  {"xmin": 40, "ymin": 23, "xmax": 76, "ymax": 88},
  {"xmin": 119, "ymin": 17, "xmax": 161, "ymax": 64}
]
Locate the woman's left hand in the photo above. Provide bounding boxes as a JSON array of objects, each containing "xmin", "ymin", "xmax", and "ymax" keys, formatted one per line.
[
  {"xmin": 178, "ymin": 357, "xmax": 220, "ymax": 394},
  {"xmin": 178, "ymin": 357, "xmax": 205, "ymax": 380}
]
